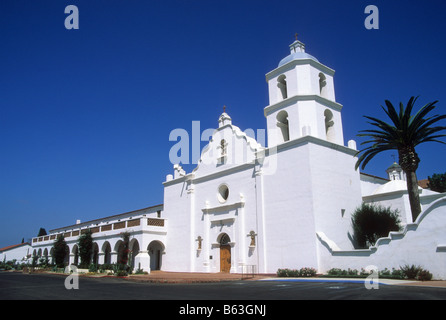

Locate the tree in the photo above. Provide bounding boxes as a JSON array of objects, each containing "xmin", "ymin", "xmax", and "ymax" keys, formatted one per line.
[
  {"xmin": 351, "ymin": 203, "xmax": 402, "ymax": 249},
  {"xmin": 37, "ymin": 228, "xmax": 47, "ymax": 237},
  {"xmin": 428, "ymin": 172, "xmax": 446, "ymax": 193},
  {"xmin": 118, "ymin": 232, "xmax": 131, "ymax": 266},
  {"xmin": 78, "ymin": 229, "xmax": 93, "ymax": 268},
  {"xmin": 355, "ymin": 96, "xmax": 446, "ymax": 221},
  {"xmin": 53, "ymin": 235, "xmax": 68, "ymax": 268}
]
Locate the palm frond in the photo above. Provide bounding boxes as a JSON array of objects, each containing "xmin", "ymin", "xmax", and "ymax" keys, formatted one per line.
[{"xmin": 355, "ymin": 96, "xmax": 445, "ymax": 170}]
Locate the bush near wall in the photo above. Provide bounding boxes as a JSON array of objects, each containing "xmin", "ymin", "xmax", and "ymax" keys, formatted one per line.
[
  {"xmin": 351, "ymin": 203, "xmax": 402, "ymax": 249},
  {"xmin": 277, "ymin": 267, "xmax": 317, "ymax": 277},
  {"xmin": 324, "ymin": 265, "xmax": 433, "ymax": 281}
]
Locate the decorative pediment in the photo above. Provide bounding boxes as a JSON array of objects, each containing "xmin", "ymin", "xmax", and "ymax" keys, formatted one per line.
[{"xmin": 192, "ymin": 114, "xmax": 264, "ymax": 178}]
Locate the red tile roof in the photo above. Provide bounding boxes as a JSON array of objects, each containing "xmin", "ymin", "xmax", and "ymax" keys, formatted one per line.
[{"xmin": 0, "ymin": 242, "xmax": 30, "ymax": 252}]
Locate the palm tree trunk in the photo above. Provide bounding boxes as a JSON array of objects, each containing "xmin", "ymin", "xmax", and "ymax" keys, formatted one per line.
[
  {"xmin": 406, "ymin": 170, "xmax": 421, "ymax": 222},
  {"xmin": 399, "ymin": 147, "xmax": 422, "ymax": 222}
]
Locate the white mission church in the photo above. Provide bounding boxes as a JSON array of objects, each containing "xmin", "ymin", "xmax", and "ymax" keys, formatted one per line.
[{"xmin": 25, "ymin": 39, "xmax": 446, "ymax": 279}]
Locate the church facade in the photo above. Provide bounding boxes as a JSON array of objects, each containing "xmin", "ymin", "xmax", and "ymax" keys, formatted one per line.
[{"xmin": 29, "ymin": 39, "xmax": 446, "ymax": 278}]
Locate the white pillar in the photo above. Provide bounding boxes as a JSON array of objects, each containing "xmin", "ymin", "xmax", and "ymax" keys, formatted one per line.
[{"xmin": 134, "ymin": 251, "xmax": 151, "ymax": 273}]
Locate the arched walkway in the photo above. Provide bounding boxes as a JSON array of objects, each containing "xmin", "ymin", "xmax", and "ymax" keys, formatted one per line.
[
  {"xmin": 71, "ymin": 245, "xmax": 79, "ymax": 266},
  {"xmin": 102, "ymin": 241, "xmax": 111, "ymax": 265},
  {"xmin": 148, "ymin": 240, "xmax": 164, "ymax": 271},
  {"xmin": 129, "ymin": 239, "xmax": 140, "ymax": 270},
  {"xmin": 92, "ymin": 243, "xmax": 99, "ymax": 265}
]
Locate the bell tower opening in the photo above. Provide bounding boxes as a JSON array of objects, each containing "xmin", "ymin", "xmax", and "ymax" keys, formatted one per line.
[
  {"xmin": 277, "ymin": 74, "xmax": 288, "ymax": 100},
  {"xmin": 319, "ymin": 73, "xmax": 327, "ymax": 97},
  {"xmin": 324, "ymin": 109, "xmax": 335, "ymax": 142},
  {"xmin": 276, "ymin": 110, "xmax": 290, "ymax": 143}
]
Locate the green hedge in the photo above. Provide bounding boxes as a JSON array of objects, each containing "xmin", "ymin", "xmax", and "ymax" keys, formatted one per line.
[
  {"xmin": 277, "ymin": 267, "xmax": 317, "ymax": 277},
  {"xmin": 323, "ymin": 265, "xmax": 432, "ymax": 281}
]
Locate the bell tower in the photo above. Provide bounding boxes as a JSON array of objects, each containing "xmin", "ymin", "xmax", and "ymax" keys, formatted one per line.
[{"xmin": 264, "ymin": 37, "xmax": 345, "ymax": 148}]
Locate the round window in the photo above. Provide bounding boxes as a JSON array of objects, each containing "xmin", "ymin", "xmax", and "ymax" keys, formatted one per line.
[{"xmin": 217, "ymin": 184, "xmax": 229, "ymax": 203}]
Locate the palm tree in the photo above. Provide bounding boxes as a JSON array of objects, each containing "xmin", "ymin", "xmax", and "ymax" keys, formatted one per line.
[{"xmin": 355, "ymin": 96, "xmax": 446, "ymax": 222}]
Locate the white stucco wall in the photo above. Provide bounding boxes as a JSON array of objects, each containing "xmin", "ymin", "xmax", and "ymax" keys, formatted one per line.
[
  {"xmin": 317, "ymin": 197, "xmax": 446, "ymax": 279},
  {"xmin": 0, "ymin": 244, "xmax": 32, "ymax": 264}
]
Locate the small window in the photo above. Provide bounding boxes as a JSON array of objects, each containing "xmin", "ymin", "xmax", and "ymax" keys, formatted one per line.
[
  {"xmin": 220, "ymin": 139, "xmax": 227, "ymax": 156},
  {"xmin": 277, "ymin": 74, "xmax": 288, "ymax": 99},
  {"xmin": 324, "ymin": 109, "xmax": 335, "ymax": 142},
  {"xmin": 218, "ymin": 184, "xmax": 229, "ymax": 203},
  {"xmin": 319, "ymin": 73, "xmax": 327, "ymax": 97},
  {"xmin": 219, "ymin": 233, "xmax": 230, "ymax": 245},
  {"xmin": 276, "ymin": 110, "xmax": 290, "ymax": 142}
]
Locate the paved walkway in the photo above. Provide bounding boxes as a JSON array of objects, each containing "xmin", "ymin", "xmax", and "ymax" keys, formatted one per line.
[{"xmin": 127, "ymin": 271, "xmax": 272, "ymax": 283}]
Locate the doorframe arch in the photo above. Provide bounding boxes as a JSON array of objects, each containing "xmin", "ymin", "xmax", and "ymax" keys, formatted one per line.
[
  {"xmin": 218, "ymin": 233, "xmax": 231, "ymax": 273},
  {"xmin": 147, "ymin": 240, "xmax": 165, "ymax": 271}
]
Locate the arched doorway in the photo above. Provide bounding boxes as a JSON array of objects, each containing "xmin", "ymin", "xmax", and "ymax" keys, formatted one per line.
[
  {"xmin": 64, "ymin": 245, "xmax": 70, "ymax": 266},
  {"xmin": 92, "ymin": 243, "xmax": 99, "ymax": 265},
  {"xmin": 219, "ymin": 233, "xmax": 231, "ymax": 273},
  {"xmin": 102, "ymin": 242, "xmax": 111, "ymax": 265},
  {"xmin": 115, "ymin": 240, "xmax": 128, "ymax": 266},
  {"xmin": 129, "ymin": 239, "xmax": 140, "ymax": 270},
  {"xmin": 148, "ymin": 241, "xmax": 164, "ymax": 271},
  {"xmin": 71, "ymin": 245, "xmax": 79, "ymax": 266}
]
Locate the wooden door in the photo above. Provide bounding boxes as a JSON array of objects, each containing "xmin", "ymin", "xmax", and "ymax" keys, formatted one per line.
[{"xmin": 220, "ymin": 245, "xmax": 231, "ymax": 273}]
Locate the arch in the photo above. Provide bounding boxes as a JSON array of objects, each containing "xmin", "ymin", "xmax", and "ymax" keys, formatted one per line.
[
  {"xmin": 218, "ymin": 233, "xmax": 231, "ymax": 245},
  {"xmin": 102, "ymin": 241, "xmax": 112, "ymax": 265},
  {"xmin": 319, "ymin": 73, "xmax": 327, "ymax": 97},
  {"xmin": 129, "ymin": 239, "xmax": 140, "ymax": 270},
  {"xmin": 50, "ymin": 247, "xmax": 55, "ymax": 264},
  {"xmin": 92, "ymin": 242, "xmax": 99, "ymax": 265},
  {"xmin": 324, "ymin": 109, "xmax": 335, "ymax": 142},
  {"xmin": 276, "ymin": 110, "xmax": 290, "ymax": 142},
  {"xmin": 277, "ymin": 74, "xmax": 288, "ymax": 99},
  {"xmin": 71, "ymin": 244, "xmax": 79, "ymax": 266},
  {"xmin": 218, "ymin": 233, "xmax": 231, "ymax": 273},
  {"xmin": 115, "ymin": 240, "xmax": 128, "ymax": 265},
  {"xmin": 64, "ymin": 245, "xmax": 70, "ymax": 266},
  {"xmin": 147, "ymin": 240, "xmax": 164, "ymax": 271}
]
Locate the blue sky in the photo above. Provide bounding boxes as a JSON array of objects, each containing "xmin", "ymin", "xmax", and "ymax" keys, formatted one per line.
[{"xmin": 1, "ymin": 0, "xmax": 445, "ymax": 248}]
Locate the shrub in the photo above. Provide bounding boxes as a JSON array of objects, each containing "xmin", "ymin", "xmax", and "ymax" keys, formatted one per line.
[
  {"xmin": 351, "ymin": 203, "xmax": 402, "ymax": 249},
  {"xmin": 299, "ymin": 267, "xmax": 317, "ymax": 277},
  {"xmin": 112, "ymin": 263, "xmax": 130, "ymax": 276},
  {"xmin": 400, "ymin": 264, "xmax": 433, "ymax": 281},
  {"xmin": 277, "ymin": 267, "xmax": 317, "ymax": 277},
  {"xmin": 324, "ymin": 267, "xmax": 428, "ymax": 280},
  {"xmin": 88, "ymin": 263, "xmax": 98, "ymax": 273},
  {"xmin": 400, "ymin": 264, "xmax": 421, "ymax": 279},
  {"xmin": 53, "ymin": 235, "xmax": 68, "ymax": 268},
  {"xmin": 326, "ymin": 268, "xmax": 363, "ymax": 277},
  {"xmin": 416, "ymin": 269, "xmax": 433, "ymax": 281},
  {"xmin": 98, "ymin": 263, "xmax": 114, "ymax": 273},
  {"xmin": 78, "ymin": 230, "xmax": 93, "ymax": 268}
]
